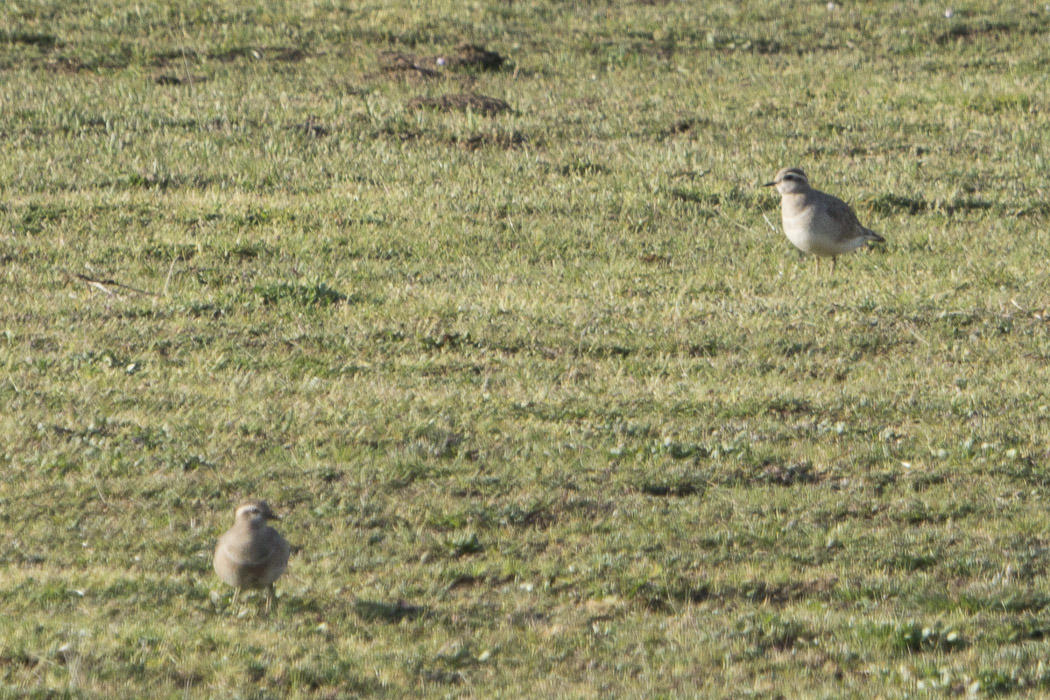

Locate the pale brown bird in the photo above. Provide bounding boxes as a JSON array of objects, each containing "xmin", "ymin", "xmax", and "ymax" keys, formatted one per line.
[
  {"xmin": 213, "ymin": 500, "xmax": 290, "ymax": 612},
  {"xmin": 764, "ymin": 167, "xmax": 885, "ymax": 272}
]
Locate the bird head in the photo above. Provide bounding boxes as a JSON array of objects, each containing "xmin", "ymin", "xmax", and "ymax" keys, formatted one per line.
[
  {"xmin": 235, "ymin": 500, "xmax": 281, "ymax": 528},
  {"xmin": 764, "ymin": 167, "xmax": 809, "ymax": 195}
]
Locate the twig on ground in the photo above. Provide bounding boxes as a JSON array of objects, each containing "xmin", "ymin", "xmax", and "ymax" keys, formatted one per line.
[
  {"xmin": 905, "ymin": 324, "xmax": 930, "ymax": 347},
  {"xmin": 63, "ymin": 270, "xmax": 159, "ymax": 297},
  {"xmin": 162, "ymin": 259, "xmax": 177, "ymax": 297},
  {"xmin": 714, "ymin": 208, "xmax": 749, "ymax": 232}
]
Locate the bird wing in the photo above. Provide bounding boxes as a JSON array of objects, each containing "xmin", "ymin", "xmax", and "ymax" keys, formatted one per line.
[
  {"xmin": 822, "ymin": 196, "xmax": 866, "ymax": 243},
  {"xmin": 828, "ymin": 196, "xmax": 885, "ymax": 242},
  {"xmin": 268, "ymin": 528, "xmax": 291, "ymax": 569}
]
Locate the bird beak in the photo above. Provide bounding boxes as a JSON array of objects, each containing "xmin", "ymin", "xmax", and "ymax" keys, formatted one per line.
[
  {"xmin": 267, "ymin": 512, "xmax": 282, "ymax": 521},
  {"xmin": 762, "ymin": 181, "xmax": 777, "ymax": 187}
]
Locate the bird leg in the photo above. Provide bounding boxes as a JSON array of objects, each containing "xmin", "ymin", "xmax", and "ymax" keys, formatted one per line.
[
  {"xmin": 265, "ymin": 584, "xmax": 276, "ymax": 615},
  {"xmin": 831, "ymin": 255, "xmax": 837, "ymax": 274}
]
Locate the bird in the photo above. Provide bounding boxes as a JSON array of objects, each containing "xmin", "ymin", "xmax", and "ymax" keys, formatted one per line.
[
  {"xmin": 764, "ymin": 167, "xmax": 884, "ymax": 272},
  {"xmin": 213, "ymin": 500, "xmax": 290, "ymax": 613}
]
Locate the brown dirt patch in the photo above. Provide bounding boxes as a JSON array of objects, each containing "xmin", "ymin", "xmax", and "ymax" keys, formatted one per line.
[
  {"xmin": 289, "ymin": 115, "xmax": 330, "ymax": 137},
  {"xmin": 376, "ymin": 43, "xmax": 505, "ymax": 81},
  {"xmin": 730, "ymin": 576, "xmax": 839, "ymax": 604},
  {"xmin": 378, "ymin": 51, "xmax": 442, "ymax": 80},
  {"xmin": 154, "ymin": 74, "xmax": 208, "ymax": 86},
  {"xmin": 208, "ymin": 46, "xmax": 306, "ymax": 62},
  {"xmin": 151, "ymin": 48, "xmax": 199, "ymax": 66},
  {"xmin": 408, "ymin": 93, "xmax": 513, "ymax": 115},
  {"xmin": 457, "ymin": 130, "xmax": 528, "ymax": 150},
  {"xmin": 445, "ymin": 42, "xmax": 504, "ymax": 71},
  {"xmin": 758, "ymin": 461, "xmax": 821, "ymax": 486}
]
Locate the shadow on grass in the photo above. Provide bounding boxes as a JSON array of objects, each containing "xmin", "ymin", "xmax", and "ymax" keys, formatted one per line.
[
  {"xmin": 0, "ymin": 30, "xmax": 58, "ymax": 48},
  {"xmin": 354, "ymin": 599, "xmax": 427, "ymax": 623}
]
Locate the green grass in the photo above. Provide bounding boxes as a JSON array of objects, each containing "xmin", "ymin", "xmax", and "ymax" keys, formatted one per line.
[{"xmin": 3, "ymin": 0, "xmax": 1050, "ymax": 696}]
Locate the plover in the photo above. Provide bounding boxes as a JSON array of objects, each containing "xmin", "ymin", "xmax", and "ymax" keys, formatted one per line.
[
  {"xmin": 213, "ymin": 500, "xmax": 290, "ymax": 612},
  {"xmin": 764, "ymin": 167, "xmax": 884, "ymax": 272}
]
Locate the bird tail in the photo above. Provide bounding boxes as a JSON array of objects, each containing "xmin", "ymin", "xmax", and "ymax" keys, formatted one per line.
[{"xmin": 862, "ymin": 227, "xmax": 884, "ymax": 243}]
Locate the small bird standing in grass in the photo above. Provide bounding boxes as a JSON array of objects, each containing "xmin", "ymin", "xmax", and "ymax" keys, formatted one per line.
[
  {"xmin": 213, "ymin": 500, "xmax": 290, "ymax": 613},
  {"xmin": 764, "ymin": 167, "xmax": 884, "ymax": 272}
]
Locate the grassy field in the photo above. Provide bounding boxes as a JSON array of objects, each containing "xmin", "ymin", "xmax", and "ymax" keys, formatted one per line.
[{"xmin": 3, "ymin": 0, "xmax": 1050, "ymax": 696}]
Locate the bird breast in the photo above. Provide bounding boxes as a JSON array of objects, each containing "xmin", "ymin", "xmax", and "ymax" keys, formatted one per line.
[{"xmin": 214, "ymin": 525, "xmax": 290, "ymax": 588}]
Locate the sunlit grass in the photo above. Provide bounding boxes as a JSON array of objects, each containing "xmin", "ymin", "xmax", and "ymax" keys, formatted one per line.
[{"xmin": 2, "ymin": 1, "xmax": 1050, "ymax": 696}]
